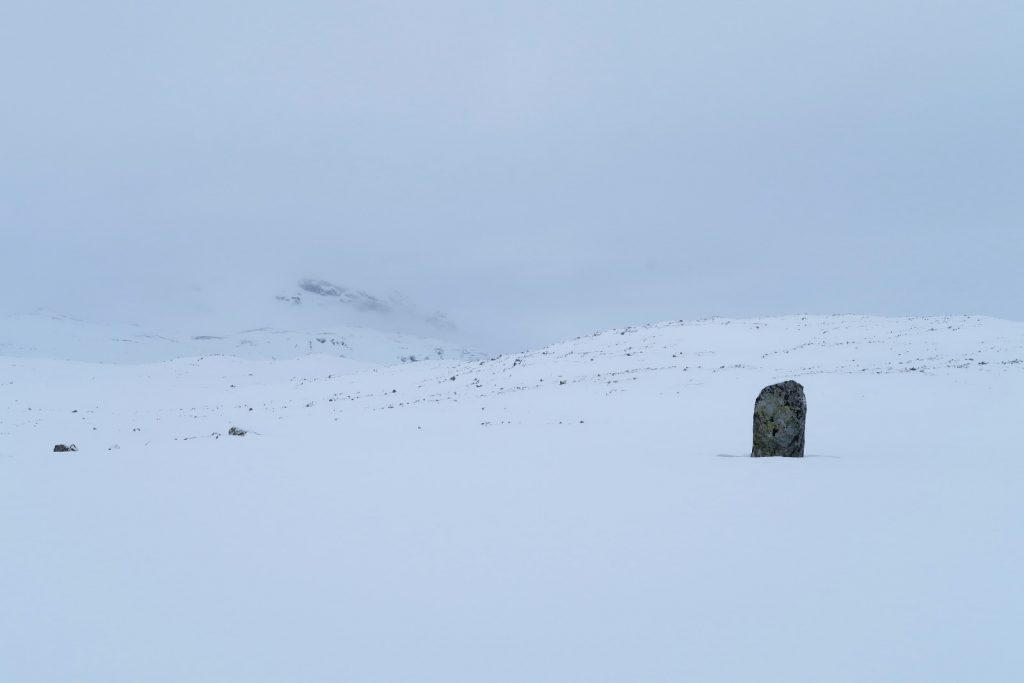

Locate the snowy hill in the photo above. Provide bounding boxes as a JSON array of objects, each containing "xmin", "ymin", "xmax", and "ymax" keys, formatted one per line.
[
  {"xmin": 0, "ymin": 309, "xmax": 477, "ymax": 365},
  {"xmin": 2, "ymin": 314, "xmax": 1022, "ymax": 682},
  {"xmin": 0, "ymin": 276, "xmax": 473, "ymax": 364}
]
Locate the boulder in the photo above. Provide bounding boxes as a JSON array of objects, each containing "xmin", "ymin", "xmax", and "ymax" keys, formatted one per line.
[{"xmin": 752, "ymin": 380, "xmax": 806, "ymax": 457}]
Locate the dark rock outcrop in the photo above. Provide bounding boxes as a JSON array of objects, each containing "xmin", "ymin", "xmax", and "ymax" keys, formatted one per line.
[{"xmin": 752, "ymin": 381, "xmax": 806, "ymax": 457}]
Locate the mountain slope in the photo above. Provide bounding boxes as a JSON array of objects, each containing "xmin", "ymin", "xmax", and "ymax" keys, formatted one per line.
[
  {"xmin": 275, "ymin": 277, "xmax": 459, "ymax": 336},
  {"xmin": 0, "ymin": 276, "xmax": 473, "ymax": 364},
  {"xmin": 0, "ymin": 310, "xmax": 477, "ymax": 364}
]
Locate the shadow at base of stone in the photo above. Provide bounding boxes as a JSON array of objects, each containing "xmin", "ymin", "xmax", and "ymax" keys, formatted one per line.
[{"xmin": 713, "ymin": 453, "xmax": 840, "ymax": 459}]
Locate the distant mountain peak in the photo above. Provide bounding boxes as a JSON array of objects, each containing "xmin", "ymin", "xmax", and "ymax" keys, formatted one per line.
[
  {"xmin": 298, "ymin": 279, "xmax": 344, "ymax": 298},
  {"xmin": 296, "ymin": 278, "xmax": 392, "ymax": 312},
  {"xmin": 279, "ymin": 278, "xmax": 459, "ymax": 334}
]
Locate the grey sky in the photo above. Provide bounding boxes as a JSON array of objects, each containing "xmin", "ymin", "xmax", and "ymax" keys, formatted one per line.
[{"xmin": 2, "ymin": 1, "xmax": 1022, "ymax": 350}]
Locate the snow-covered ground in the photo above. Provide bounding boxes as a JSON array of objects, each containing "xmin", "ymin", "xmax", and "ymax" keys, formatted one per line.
[{"xmin": 2, "ymin": 314, "xmax": 1022, "ymax": 682}]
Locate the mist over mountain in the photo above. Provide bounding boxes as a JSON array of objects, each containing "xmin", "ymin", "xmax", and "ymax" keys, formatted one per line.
[{"xmin": 3, "ymin": 1, "xmax": 1021, "ymax": 348}]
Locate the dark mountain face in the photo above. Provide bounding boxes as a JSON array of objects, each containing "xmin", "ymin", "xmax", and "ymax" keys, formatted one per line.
[
  {"xmin": 298, "ymin": 279, "xmax": 343, "ymax": 297},
  {"xmin": 284, "ymin": 278, "xmax": 457, "ymax": 336},
  {"xmin": 297, "ymin": 279, "xmax": 392, "ymax": 312}
]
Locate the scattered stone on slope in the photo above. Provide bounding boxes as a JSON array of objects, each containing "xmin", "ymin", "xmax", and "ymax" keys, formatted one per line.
[
  {"xmin": 228, "ymin": 427, "xmax": 247, "ymax": 436},
  {"xmin": 752, "ymin": 380, "xmax": 806, "ymax": 457},
  {"xmin": 53, "ymin": 444, "xmax": 78, "ymax": 452}
]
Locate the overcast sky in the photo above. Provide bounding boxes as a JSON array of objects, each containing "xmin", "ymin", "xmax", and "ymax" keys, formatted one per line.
[{"xmin": 2, "ymin": 1, "xmax": 1022, "ymax": 350}]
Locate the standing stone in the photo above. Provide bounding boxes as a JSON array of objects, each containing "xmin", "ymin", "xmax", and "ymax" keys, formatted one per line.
[{"xmin": 752, "ymin": 380, "xmax": 806, "ymax": 457}]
